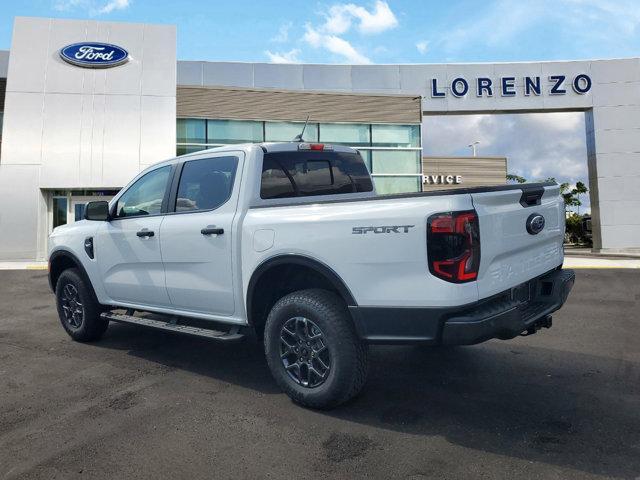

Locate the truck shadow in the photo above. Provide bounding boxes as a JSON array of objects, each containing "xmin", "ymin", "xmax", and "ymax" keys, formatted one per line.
[{"xmin": 96, "ymin": 323, "xmax": 640, "ymax": 479}]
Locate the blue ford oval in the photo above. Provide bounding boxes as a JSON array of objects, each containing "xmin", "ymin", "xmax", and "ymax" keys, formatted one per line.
[{"xmin": 60, "ymin": 42, "xmax": 129, "ymax": 68}]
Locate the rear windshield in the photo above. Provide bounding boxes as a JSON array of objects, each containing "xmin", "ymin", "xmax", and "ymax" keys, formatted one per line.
[{"xmin": 260, "ymin": 151, "xmax": 373, "ymax": 199}]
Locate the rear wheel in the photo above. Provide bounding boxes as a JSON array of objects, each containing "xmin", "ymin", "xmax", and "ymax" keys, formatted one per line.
[
  {"xmin": 264, "ymin": 289, "xmax": 368, "ymax": 409},
  {"xmin": 55, "ymin": 268, "xmax": 108, "ymax": 342}
]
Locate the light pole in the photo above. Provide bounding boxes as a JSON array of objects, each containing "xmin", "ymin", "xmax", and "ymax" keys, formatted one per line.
[{"xmin": 467, "ymin": 141, "xmax": 479, "ymax": 157}]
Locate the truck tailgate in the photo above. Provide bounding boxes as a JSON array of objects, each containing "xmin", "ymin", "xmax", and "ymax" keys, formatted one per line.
[{"xmin": 472, "ymin": 183, "xmax": 564, "ymax": 299}]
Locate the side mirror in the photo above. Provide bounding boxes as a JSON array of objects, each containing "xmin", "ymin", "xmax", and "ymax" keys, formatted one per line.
[{"xmin": 84, "ymin": 201, "xmax": 110, "ymax": 221}]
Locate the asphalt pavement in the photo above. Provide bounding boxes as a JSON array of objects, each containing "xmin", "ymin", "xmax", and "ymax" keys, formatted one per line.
[{"xmin": 0, "ymin": 270, "xmax": 639, "ymax": 479}]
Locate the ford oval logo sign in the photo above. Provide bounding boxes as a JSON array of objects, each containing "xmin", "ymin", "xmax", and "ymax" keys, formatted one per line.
[
  {"xmin": 60, "ymin": 42, "xmax": 129, "ymax": 68},
  {"xmin": 526, "ymin": 213, "xmax": 546, "ymax": 235}
]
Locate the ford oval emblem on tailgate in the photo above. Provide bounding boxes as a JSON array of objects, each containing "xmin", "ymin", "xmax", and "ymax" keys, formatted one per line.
[{"xmin": 526, "ymin": 213, "xmax": 545, "ymax": 235}]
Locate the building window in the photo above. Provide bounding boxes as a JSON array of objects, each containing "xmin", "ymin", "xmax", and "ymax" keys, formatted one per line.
[
  {"xmin": 52, "ymin": 196, "xmax": 67, "ymax": 228},
  {"xmin": 177, "ymin": 118, "xmax": 206, "ymax": 144},
  {"xmin": 176, "ymin": 144, "xmax": 210, "ymax": 156},
  {"xmin": 207, "ymin": 120, "xmax": 263, "ymax": 144},
  {"xmin": 371, "ymin": 124, "xmax": 420, "ymax": 147},
  {"xmin": 319, "ymin": 123, "xmax": 370, "ymax": 146},
  {"xmin": 370, "ymin": 150, "xmax": 421, "ymax": 174},
  {"xmin": 265, "ymin": 121, "xmax": 319, "ymax": 142},
  {"xmin": 372, "ymin": 176, "xmax": 422, "ymax": 194},
  {"xmin": 177, "ymin": 119, "xmax": 422, "ymax": 195}
]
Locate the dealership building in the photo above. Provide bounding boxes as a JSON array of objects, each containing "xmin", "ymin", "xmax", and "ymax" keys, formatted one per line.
[{"xmin": 0, "ymin": 16, "xmax": 639, "ymax": 260}]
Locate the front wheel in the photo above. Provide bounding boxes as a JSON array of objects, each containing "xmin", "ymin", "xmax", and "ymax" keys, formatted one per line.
[
  {"xmin": 55, "ymin": 268, "xmax": 108, "ymax": 342},
  {"xmin": 264, "ymin": 289, "xmax": 368, "ymax": 409}
]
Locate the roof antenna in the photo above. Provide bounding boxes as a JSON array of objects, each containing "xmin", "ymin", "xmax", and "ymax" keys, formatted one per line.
[{"xmin": 293, "ymin": 115, "xmax": 310, "ymax": 142}]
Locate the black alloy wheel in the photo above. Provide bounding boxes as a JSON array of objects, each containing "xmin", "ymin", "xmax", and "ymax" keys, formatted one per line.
[{"xmin": 280, "ymin": 316, "xmax": 331, "ymax": 388}]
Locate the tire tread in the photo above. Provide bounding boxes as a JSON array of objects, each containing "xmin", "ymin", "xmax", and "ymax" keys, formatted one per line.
[
  {"xmin": 55, "ymin": 268, "xmax": 108, "ymax": 342},
  {"xmin": 264, "ymin": 288, "xmax": 368, "ymax": 409}
]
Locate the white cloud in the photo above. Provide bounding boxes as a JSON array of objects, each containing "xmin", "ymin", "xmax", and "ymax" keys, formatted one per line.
[
  {"xmin": 54, "ymin": 0, "xmax": 130, "ymax": 15},
  {"xmin": 265, "ymin": 48, "xmax": 301, "ymax": 63},
  {"xmin": 98, "ymin": 0, "xmax": 129, "ymax": 14},
  {"xmin": 323, "ymin": 0, "xmax": 398, "ymax": 35},
  {"xmin": 271, "ymin": 22, "xmax": 292, "ymax": 43},
  {"xmin": 303, "ymin": 24, "xmax": 371, "ymax": 64},
  {"xmin": 298, "ymin": 1, "xmax": 396, "ymax": 63},
  {"xmin": 416, "ymin": 40, "xmax": 429, "ymax": 54}
]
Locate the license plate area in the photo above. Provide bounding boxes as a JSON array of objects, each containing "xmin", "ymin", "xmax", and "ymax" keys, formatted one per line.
[{"xmin": 511, "ymin": 281, "xmax": 532, "ymax": 303}]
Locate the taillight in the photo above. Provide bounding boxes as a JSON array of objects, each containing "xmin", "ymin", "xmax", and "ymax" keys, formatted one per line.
[{"xmin": 427, "ymin": 210, "xmax": 480, "ymax": 283}]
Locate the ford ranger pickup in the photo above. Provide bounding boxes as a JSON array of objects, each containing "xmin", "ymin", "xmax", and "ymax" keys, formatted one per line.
[{"xmin": 48, "ymin": 142, "xmax": 575, "ymax": 409}]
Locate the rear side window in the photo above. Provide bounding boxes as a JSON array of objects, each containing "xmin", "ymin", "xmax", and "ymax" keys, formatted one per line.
[
  {"xmin": 175, "ymin": 156, "xmax": 238, "ymax": 212},
  {"xmin": 260, "ymin": 151, "xmax": 373, "ymax": 199}
]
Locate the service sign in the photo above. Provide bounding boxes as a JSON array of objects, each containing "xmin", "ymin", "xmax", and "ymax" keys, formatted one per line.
[
  {"xmin": 423, "ymin": 174, "xmax": 463, "ymax": 185},
  {"xmin": 60, "ymin": 42, "xmax": 129, "ymax": 68}
]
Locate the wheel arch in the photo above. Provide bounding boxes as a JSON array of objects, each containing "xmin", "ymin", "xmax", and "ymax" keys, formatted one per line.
[
  {"xmin": 246, "ymin": 255, "xmax": 357, "ymax": 332},
  {"xmin": 48, "ymin": 249, "xmax": 95, "ymax": 296}
]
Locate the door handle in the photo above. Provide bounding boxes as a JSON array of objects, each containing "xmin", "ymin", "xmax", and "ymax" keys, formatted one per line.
[
  {"xmin": 136, "ymin": 229, "xmax": 155, "ymax": 238},
  {"xmin": 201, "ymin": 227, "xmax": 224, "ymax": 236}
]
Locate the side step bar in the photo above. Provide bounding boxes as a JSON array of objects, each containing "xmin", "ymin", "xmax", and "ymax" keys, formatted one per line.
[{"xmin": 101, "ymin": 311, "xmax": 245, "ymax": 342}]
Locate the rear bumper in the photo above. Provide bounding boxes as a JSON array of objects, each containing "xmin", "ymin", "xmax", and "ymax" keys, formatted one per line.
[{"xmin": 349, "ymin": 267, "xmax": 575, "ymax": 345}]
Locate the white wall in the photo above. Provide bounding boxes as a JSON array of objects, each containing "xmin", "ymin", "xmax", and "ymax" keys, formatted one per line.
[{"xmin": 0, "ymin": 17, "xmax": 176, "ymax": 260}]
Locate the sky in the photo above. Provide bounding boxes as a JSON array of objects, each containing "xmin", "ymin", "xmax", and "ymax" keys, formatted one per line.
[{"xmin": 0, "ymin": 0, "xmax": 638, "ymax": 212}]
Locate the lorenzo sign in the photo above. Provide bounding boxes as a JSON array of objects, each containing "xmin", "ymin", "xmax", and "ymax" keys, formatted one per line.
[
  {"xmin": 430, "ymin": 74, "xmax": 592, "ymax": 98},
  {"xmin": 59, "ymin": 42, "xmax": 129, "ymax": 68}
]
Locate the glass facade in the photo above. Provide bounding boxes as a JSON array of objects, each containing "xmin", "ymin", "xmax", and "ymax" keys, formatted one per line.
[
  {"xmin": 371, "ymin": 124, "xmax": 420, "ymax": 147},
  {"xmin": 207, "ymin": 120, "xmax": 263, "ymax": 144},
  {"xmin": 52, "ymin": 196, "xmax": 67, "ymax": 229},
  {"xmin": 176, "ymin": 119, "xmax": 422, "ymax": 194},
  {"xmin": 265, "ymin": 121, "xmax": 318, "ymax": 142},
  {"xmin": 176, "ymin": 118, "xmax": 206, "ymax": 144},
  {"xmin": 319, "ymin": 123, "xmax": 370, "ymax": 146},
  {"xmin": 372, "ymin": 176, "xmax": 422, "ymax": 194}
]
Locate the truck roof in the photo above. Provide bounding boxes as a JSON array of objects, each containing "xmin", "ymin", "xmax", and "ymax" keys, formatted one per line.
[{"xmin": 173, "ymin": 142, "xmax": 359, "ymax": 162}]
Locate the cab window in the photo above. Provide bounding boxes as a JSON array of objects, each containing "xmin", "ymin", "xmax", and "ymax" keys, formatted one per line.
[
  {"xmin": 260, "ymin": 151, "xmax": 372, "ymax": 199},
  {"xmin": 175, "ymin": 156, "xmax": 239, "ymax": 212},
  {"xmin": 115, "ymin": 166, "xmax": 171, "ymax": 218}
]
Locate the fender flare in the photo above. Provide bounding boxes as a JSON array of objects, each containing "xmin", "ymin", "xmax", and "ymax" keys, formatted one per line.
[
  {"xmin": 246, "ymin": 254, "xmax": 357, "ymax": 325},
  {"xmin": 48, "ymin": 249, "xmax": 95, "ymax": 295}
]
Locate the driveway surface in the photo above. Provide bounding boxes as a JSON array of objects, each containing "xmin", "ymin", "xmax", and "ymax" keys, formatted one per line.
[{"xmin": 1, "ymin": 270, "xmax": 639, "ymax": 479}]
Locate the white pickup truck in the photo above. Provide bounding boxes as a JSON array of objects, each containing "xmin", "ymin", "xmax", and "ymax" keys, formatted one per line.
[{"xmin": 48, "ymin": 142, "xmax": 575, "ymax": 408}]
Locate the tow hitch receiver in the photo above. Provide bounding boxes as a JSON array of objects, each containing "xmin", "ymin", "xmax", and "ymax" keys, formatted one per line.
[{"xmin": 521, "ymin": 315, "xmax": 553, "ymax": 336}]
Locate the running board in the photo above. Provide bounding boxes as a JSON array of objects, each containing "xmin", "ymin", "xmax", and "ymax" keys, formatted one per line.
[{"xmin": 101, "ymin": 311, "xmax": 245, "ymax": 342}]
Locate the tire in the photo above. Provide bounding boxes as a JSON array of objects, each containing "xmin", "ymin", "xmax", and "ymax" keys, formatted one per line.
[
  {"xmin": 264, "ymin": 289, "xmax": 368, "ymax": 409},
  {"xmin": 55, "ymin": 268, "xmax": 109, "ymax": 342}
]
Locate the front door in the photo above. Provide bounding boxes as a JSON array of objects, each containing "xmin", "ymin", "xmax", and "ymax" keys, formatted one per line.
[
  {"xmin": 160, "ymin": 154, "xmax": 241, "ymax": 316},
  {"xmin": 94, "ymin": 165, "xmax": 173, "ymax": 308}
]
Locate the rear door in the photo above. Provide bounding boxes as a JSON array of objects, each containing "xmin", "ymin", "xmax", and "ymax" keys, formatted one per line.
[
  {"xmin": 472, "ymin": 183, "xmax": 565, "ymax": 298},
  {"xmin": 160, "ymin": 153, "xmax": 242, "ymax": 316}
]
